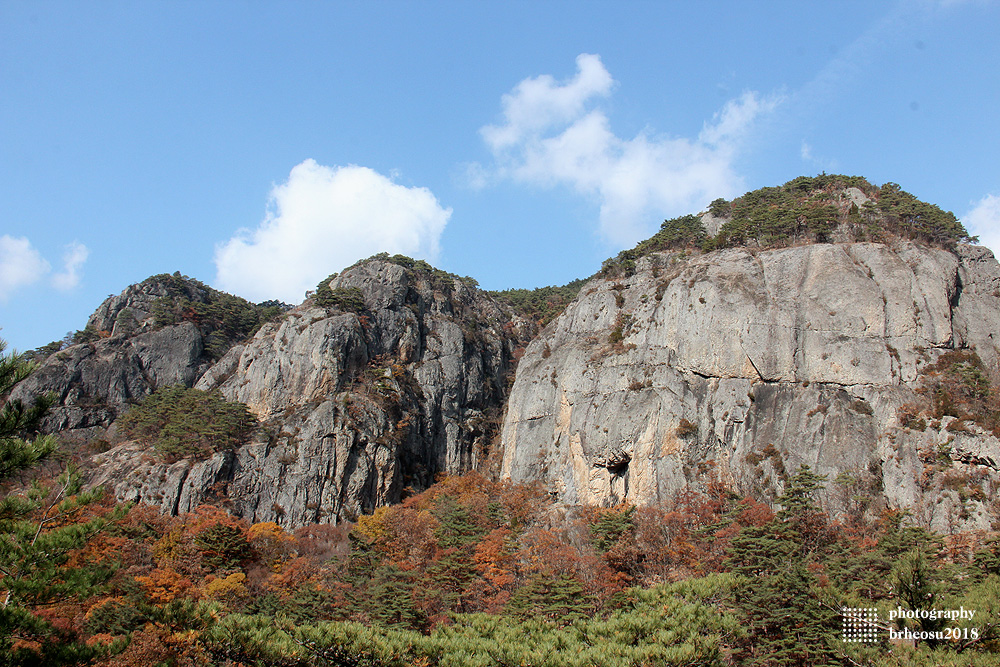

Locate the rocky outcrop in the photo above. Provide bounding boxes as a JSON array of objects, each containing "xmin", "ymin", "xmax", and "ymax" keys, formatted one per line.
[
  {"xmin": 85, "ymin": 259, "xmax": 532, "ymax": 526},
  {"xmin": 11, "ymin": 320, "xmax": 206, "ymax": 437},
  {"xmin": 86, "ymin": 272, "xmax": 212, "ymax": 338},
  {"xmin": 15, "ymin": 188, "xmax": 1000, "ymax": 534},
  {"xmin": 9, "ymin": 274, "xmax": 248, "ymax": 438},
  {"xmin": 499, "ymin": 241, "xmax": 1000, "ymax": 532}
]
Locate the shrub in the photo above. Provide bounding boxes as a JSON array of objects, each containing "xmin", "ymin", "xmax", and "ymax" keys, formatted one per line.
[
  {"xmin": 118, "ymin": 385, "xmax": 257, "ymax": 462},
  {"xmin": 313, "ymin": 276, "xmax": 366, "ymax": 313},
  {"xmin": 488, "ymin": 279, "xmax": 587, "ymax": 326},
  {"xmin": 920, "ymin": 350, "xmax": 999, "ymax": 435},
  {"xmin": 676, "ymin": 418, "xmax": 698, "ymax": 439}
]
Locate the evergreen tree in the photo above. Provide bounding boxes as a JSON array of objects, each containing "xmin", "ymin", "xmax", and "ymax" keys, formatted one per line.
[
  {"xmin": 0, "ymin": 340, "xmax": 56, "ymax": 481},
  {"xmin": 365, "ymin": 565, "xmax": 426, "ymax": 630},
  {"xmin": 431, "ymin": 494, "xmax": 484, "ymax": 549},
  {"xmin": 891, "ymin": 548, "xmax": 946, "ymax": 647},
  {"xmin": 505, "ymin": 573, "xmax": 593, "ymax": 624},
  {"xmin": 423, "ymin": 547, "xmax": 480, "ymax": 615},
  {"xmin": 973, "ymin": 536, "xmax": 1000, "ymax": 579},
  {"xmin": 0, "ymin": 338, "xmax": 120, "ymax": 666},
  {"xmin": 195, "ymin": 522, "xmax": 253, "ymax": 570},
  {"xmin": 726, "ymin": 465, "xmax": 840, "ymax": 666},
  {"xmin": 589, "ymin": 505, "xmax": 636, "ymax": 553}
]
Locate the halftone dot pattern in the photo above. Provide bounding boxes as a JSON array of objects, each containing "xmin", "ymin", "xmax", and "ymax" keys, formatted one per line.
[{"xmin": 842, "ymin": 607, "xmax": 880, "ymax": 643}]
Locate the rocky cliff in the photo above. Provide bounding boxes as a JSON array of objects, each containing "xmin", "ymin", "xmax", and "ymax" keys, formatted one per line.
[
  {"xmin": 14, "ymin": 176, "xmax": 1000, "ymax": 532},
  {"xmin": 499, "ymin": 240, "xmax": 1000, "ymax": 532},
  {"xmin": 19, "ymin": 258, "xmax": 531, "ymax": 526},
  {"xmin": 9, "ymin": 273, "xmax": 273, "ymax": 439}
]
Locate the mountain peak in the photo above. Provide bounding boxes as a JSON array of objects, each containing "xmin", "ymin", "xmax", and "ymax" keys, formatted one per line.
[{"xmin": 602, "ymin": 175, "xmax": 973, "ymax": 278}]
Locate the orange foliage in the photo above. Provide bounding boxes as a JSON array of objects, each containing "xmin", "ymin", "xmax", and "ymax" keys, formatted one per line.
[
  {"xmin": 353, "ymin": 506, "xmax": 392, "ymax": 545},
  {"xmin": 496, "ymin": 479, "xmax": 547, "ymax": 529},
  {"xmin": 474, "ymin": 528, "xmax": 517, "ymax": 586},
  {"xmin": 184, "ymin": 504, "xmax": 249, "ymax": 536},
  {"xmin": 406, "ymin": 471, "xmax": 495, "ymax": 517},
  {"xmin": 248, "ymin": 520, "xmax": 294, "ymax": 568},
  {"xmin": 261, "ymin": 555, "xmax": 321, "ymax": 596},
  {"xmin": 293, "ymin": 522, "xmax": 353, "ymax": 560},
  {"xmin": 518, "ymin": 526, "xmax": 619, "ymax": 599},
  {"xmin": 94, "ymin": 626, "xmax": 205, "ymax": 667},
  {"xmin": 381, "ymin": 507, "xmax": 439, "ymax": 569},
  {"xmin": 135, "ymin": 567, "xmax": 193, "ymax": 604}
]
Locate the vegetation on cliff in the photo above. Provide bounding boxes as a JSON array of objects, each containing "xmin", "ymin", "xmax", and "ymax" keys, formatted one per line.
[
  {"xmin": 316, "ymin": 253, "xmax": 585, "ymax": 328},
  {"xmin": 117, "ymin": 385, "xmax": 257, "ymax": 462},
  {"xmin": 602, "ymin": 175, "xmax": 975, "ymax": 277},
  {"xmin": 331, "ymin": 253, "xmax": 482, "ymax": 296},
  {"xmin": 148, "ymin": 272, "xmax": 285, "ymax": 359},
  {"xmin": 24, "ymin": 273, "xmax": 286, "ymax": 365},
  {"xmin": 900, "ymin": 349, "xmax": 1000, "ymax": 438},
  {"xmin": 487, "ymin": 278, "xmax": 587, "ymax": 327},
  {"xmin": 312, "ymin": 278, "xmax": 366, "ymax": 313}
]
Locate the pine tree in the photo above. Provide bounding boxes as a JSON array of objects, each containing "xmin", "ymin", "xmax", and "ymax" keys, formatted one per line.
[
  {"xmin": 365, "ymin": 564, "xmax": 426, "ymax": 630},
  {"xmin": 726, "ymin": 465, "xmax": 839, "ymax": 666},
  {"xmin": 423, "ymin": 547, "xmax": 480, "ymax": 615},
  {"xmin": 589, "ymin": 505, "xmax": 636, "ymax": 553},
  {"xmin": 0, "ymin": 340, "xmax": 56, "ymax": 481},
  {"xmin": 505, "ymin": 572, "xmax": 593, "ymax": 624},
  {"xmin": 0, "ymin": 338, "xmax": 121, "ymax": 666},
  {"xmin": 891, "ymin": 548, "xmax": 946, "ymax": 647},
  {"xmin": 432, "ymin": 494, "xmax": 484, "ymax": 549}
]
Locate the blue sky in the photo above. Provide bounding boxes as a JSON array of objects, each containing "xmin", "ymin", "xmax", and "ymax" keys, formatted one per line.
[{"xmin": 2, "ymin": 0, "xmax": 999, "ymax": 351}]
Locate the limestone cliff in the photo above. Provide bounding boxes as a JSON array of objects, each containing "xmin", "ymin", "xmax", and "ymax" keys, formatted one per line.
[{"xmin": 499, "ymin": 240, "xmax": 1000, "ymax": 531}]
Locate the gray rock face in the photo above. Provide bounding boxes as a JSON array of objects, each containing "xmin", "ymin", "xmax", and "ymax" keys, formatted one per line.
[
  {"xmin": 499, "ymin": 241, "xmax": 1000, "ymax": 531},
  {"xmin": 86, "ymin": 273, "xmax": 212, "ymax": 338},
  {"xmin": 9, "ymin": 275, "xmax": 222, "ymax": 437},
  {"xmin": 11, "ymin": 322, "xmax": 205, "ymax": 435},
  {"xmin": 92, "ymin": 259, "xmax": 531, "ymax": 526},
  {"xmin": 20, "ymin": 239, "xmax": 1000, "ymax": 533},
  {"xmin": 13, "ymin": 272, "xmax": 284, "ymax": 444}
]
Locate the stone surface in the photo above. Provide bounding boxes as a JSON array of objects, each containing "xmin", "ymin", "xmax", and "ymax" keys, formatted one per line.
[
  {"xmin": 499, "ymin": 241, "xmax": 1000, "ymax": 531},
  {"xmin": 10, "ymin": 322, "xmax": 206, "ymax": 434},
  {"xmin": 17, "ymin": 240, "xmax": 1000, "ymax": 533},
  {"xmin": 9, "ymin": 273, "xmax": 243, "ymax": 435},
  {"xmin": 80, "ymin": 259, "xmax": 531, "ymax": 526}
]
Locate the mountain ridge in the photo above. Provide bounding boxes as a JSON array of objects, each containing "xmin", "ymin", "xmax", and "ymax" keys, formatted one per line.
[{"xmin": 11, "ymin": 174, "xmax": 1000, "ymax": 532}]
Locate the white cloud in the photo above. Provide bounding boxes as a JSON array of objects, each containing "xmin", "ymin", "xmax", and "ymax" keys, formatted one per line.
[
  {"xmin": 482, "ymin": 53, "xmax": 614, "ymax": 152},
  {"xmin": 963, "ymin": 194, "xmax": 1000, "ymax": 256},
  {"xmin": 0, "ymin": 235, "xmax": 51, "ymax": 303},
  {"xmin": 51, "ymin": 241, "xmax": 89, "ymax": 291},
  {"xmin": 800, "ymin": 141, "xmax": 814, "ymax": 162},
  {"xmin": 477, "ymin": 54, "xmax": 780, "ymax": 246},
  {"xmin": 214, "ymin": 159, "xmax": 452, "ymax": 304}
]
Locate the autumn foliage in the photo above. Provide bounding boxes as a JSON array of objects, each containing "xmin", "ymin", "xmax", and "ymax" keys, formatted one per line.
[{"xmin": 3, "ymin": 468, "xmax": 999, "ymax": 666}]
